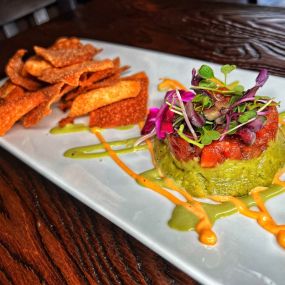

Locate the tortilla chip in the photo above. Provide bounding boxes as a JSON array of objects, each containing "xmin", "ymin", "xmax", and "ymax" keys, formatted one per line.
[
  {"xmin": 79, "ymin": 64, "xmax": 129, "ymax": 87},
  {"xmin": 89, "ymin": 73, "xmax": 148, "ymax": 128},
  {"xmin": 0, "ymin": 86, "xmax": 45, "ymax": 135},
  {"xmin": 34, "ymin": 42, "xmax": 100, "ymax": 68},
  {"xmin": 5, "ymin": 49, "xmax": 42, "ymax": 91},
  {"xmin": 69, "ymin": 80, "xmax": 141, "ymax": 117},
  {"xmin": 21, "ymin": 83, "xmax": 74, "ymax": 127},
  {"xmin": 38, "ymin": 59, "xmax": 114, "ymax": 86},
  {"xmin": 23, "ymin": 55, "xmax": 53, "ymax": 77},
  {"xmin": 51, "ymin": 37, "xmax": 82, "ymax": 50}
]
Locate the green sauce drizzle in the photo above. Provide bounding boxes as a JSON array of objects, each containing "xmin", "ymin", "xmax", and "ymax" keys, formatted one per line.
[
  {"xmin": 115, "ymin": 125, "xmax": 135, "ymax": 130},
  {"xmin": 64, "ymin": 137, "xmax": 147, "ymax": 159},
  {"xmin": 50, "ymin": 124, "xmax": 90, "ymax": 134},
  {"xmin": 139, "ymin": 168, "xmax": 285, "ymax": 231}
]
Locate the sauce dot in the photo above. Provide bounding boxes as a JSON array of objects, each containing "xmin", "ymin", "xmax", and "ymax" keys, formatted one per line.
[
  {"xmin": 199, "ymin": 229, "xmax": 217, "ymax": 246},
  {"xmin": 277, "ymin": 230, "xmax": 285, "ymax": 248},
  {"xmin": 257, "ymin": 213, "xmax": 270, "ymax": 226}
]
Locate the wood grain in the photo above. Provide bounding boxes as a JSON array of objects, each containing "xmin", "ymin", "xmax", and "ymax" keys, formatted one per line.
[
  {"xmin": 1, "ymin": 0, "xmax": 285, "ymax": 77},
  {"xmin": 0, "ymin": 0, "xmax": 285, "ymax": 284},
  {"xmin": 0, "ymin": 148, "xmax": 196, "ymax": 285}
]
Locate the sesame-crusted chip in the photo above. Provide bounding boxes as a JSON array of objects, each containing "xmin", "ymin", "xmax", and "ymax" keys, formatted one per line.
[
  {"xmin": 22, "ymin": 83, "xmax": 75, "ymax": 127},
  {"xmin": 38, "ymin": 59, "xmax": 114, "ymax": 86},
  {"xmin": 69, "ymin": 80, "xmax": 142, "ymax": 117},
  {"xmin": 34, "ymin": 42, "xmax": 101, "ymax": 67},
  {"xmin": 5, "ymin": 50, "xmax": 42, "ymax": 91},
  {"xmin": 0, "ymin": 86, "xmax": 45, "ymax": 136},
  {"xmin": 89, "ymin": 72, "xmax": 148, "ymax": 128},
  {"xmin": 23, "ymin": 55, "xmax": 53, "ymax": 77}
]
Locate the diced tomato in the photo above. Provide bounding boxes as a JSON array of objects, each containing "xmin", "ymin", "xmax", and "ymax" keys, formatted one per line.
[
  {"xmin": 167, "ymin": 106, "xmax": 279, "ymax": 168},
  {"xmin": 167, "ymin": 135, "xmax": 201, "ymax": 161},
  {"xmin": 201, "ymin": 140, "xmax": 242, "ymax": 167}
]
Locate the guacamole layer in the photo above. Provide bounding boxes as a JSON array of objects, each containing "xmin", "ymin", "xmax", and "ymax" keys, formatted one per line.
[{"xmin": 154, "ymin": 128, "xmax": 285, "ymax": 197}]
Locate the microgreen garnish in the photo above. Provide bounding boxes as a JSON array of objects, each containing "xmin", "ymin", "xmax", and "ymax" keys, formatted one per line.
[
  {"xmin": 177, "ymin": 125, "xmax": 204, "ymax": 148},
  {"xmin": 141, "ymin": 64, "xmax": 274, "ymax": 150},
  {"xmin": 221, "ymin": 64, "xmax": 236, "ymax": 84},
  {"xmin": 192, "ymin": 94, "xmax": 213, "ymax": 109},
  {"xmin": 238, "ymin": 110, "xmax": 257, "ymax": 123},
  {"xmin": 199, "ymin": 79, "xmax": 217, "ymax": 89},
  {"xmin": 200, "ymin": 128, "xmax": 221, "ymax": 145},
  {"xmin": 198, "ymin": 65, "xmax": 215, "ymax": 79}
]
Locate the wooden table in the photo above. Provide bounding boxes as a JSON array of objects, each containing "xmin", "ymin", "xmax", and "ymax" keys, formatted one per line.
[{"xmin": 1, "ymin": 1, "xmax": 285, "ymax": 284}]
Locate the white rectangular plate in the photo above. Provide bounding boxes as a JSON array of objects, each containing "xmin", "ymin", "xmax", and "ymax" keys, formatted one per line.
[{"xmin": 1, "ymin": 39, "xmax": 285, "ymax": 285}]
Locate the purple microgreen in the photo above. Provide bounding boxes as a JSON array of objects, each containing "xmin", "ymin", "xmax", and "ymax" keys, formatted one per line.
[
  {"xmin": 200, "ymin": 127, "xmax": 221, "ymax": 145},
  {"xmin": 165, "ymin": 89, "xmax": 195, "ymax": 103},
  {"xmin": 230, "ymin": 97, "xmax": 256, "ymax": 109},
  {"xmin": 191, "ymin": 68, "xmax": 202, "ymax": 86},
  {"xmin": 141, "ymin": 107, "xmax": 160, "ymax": 135},
  {"xmin": 246, "ymin": 116, "xmax": 266, "ymax": 132},
  {"xmin": 222, "ymin": 117, "xmax": 255, "ymax": 136},
  {"xmin": 175, "ymin": 89, "xmax": 198, "ymax": 140},
  {"xmin": 135, "ymin": 128, "xmax": 156, "ymax": 146},
  {"xmin": 219, "ymin": 113, "xmax": 231, "ymax": 140},
  {"xmin": 237, "ymin": 128, "xmax": 256, "ymax": 145},
  {"xmin": 185, "ymin": 101, "xmax": 206, "ymax": 128},
  {"xmin": 257, "ymin": 99, "xmax": 273, "ymax": 112},
  {"xmin": 256, "ymin": 69, "xmax": 269, "ymax": 87},
  {"xmin": 177, "ymin": 124, "xmax": 204, "ymax": 148},
  {"xmin": 241, "ymin": 69, "xmax": 269, "ymax": 100},
  {"xmin": 222, "ymin": 99, "xmax": 271, "ymax": 136},
  {"xmin": 256, "ymin": 111, "xmax": 269, "ymax": 116}
]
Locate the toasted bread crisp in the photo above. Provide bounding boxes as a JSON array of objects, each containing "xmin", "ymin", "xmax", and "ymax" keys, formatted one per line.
[
  {"xmin": 69, "ymin": 80, "xmax": 141, "ymax": 117},
  {"xmin": 5, "ymin": 50, "xmax": 41, "ymax": 91},
  {"xmin": 34, "ymin": 41, "xmax": 100, "ymax": 67},
  {"xmin": 0, "ymin": 86, "xmax": 45, "ymax": 135},
  {"xmin": 51, "ymin": 37, "xmax": 82, "ymax": 50},
  {"xmin": 38, "ymin": 59, "xmax": 114, "ymax": 86},
  {"xmin": 89, "ymin": 72, "xmax": 148, "ymax": 128},
  {"xmin": 23, "ymin": 56, "xmax": 53, "ymax": 77},
  {"xmin": 0, "ymin": 37, "xmax": 149, "ymax": 135},
  {"xmin": 22, "ymin": 83, "xmax": 74, "ymax": 127}
]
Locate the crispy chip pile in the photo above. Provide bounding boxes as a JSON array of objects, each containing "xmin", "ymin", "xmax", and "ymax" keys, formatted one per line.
[{"xmin": 0, "ymin": 37, "xmax": 149, "ymax": 135}]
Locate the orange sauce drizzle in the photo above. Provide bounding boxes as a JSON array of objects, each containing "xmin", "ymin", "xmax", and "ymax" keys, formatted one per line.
[
  {"xmin": 158, "ymin": 78, "xmax": 187, "ymax": 91},
  {"xmin": 210, "ymin": 183, "xmax": 285, "ymax": 248},
  {"xmin": 91, "ymin": 128, "xmax": 216, "ymax": 246}
]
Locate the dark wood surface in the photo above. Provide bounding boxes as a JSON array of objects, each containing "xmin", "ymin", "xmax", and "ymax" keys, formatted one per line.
[{"xmin": 1, "ymin": 1, "xmax": 285, "ymax": 284}]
